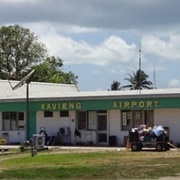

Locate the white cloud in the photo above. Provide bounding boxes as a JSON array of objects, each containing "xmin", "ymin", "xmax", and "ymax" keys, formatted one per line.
[
  {"xmin": 168, "ymin": 79, "xmax": 180, "ymax": 88},
  {"xmin": 65, "ymin": 26, "xmax": 98, "ymax": 34},
  {"xmin": 22, "ymin": 22, "xmax": 99, "ymax": 34},
  {"xmin": 35, "ymin": 25, "xmax": 138, "ymax": 67},
  {"xmin": 142, "ymin": 35, "xmax": 180, "ymax": 60}
]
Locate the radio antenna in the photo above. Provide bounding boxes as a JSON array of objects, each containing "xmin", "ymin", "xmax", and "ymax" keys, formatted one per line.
[
  {"xmin": 139, "ymin": 42, "xmax": 141, "ymax": 94},
  {"xmin": 153, "ymin": 65, "xmax": 157, "ymax": 89}
]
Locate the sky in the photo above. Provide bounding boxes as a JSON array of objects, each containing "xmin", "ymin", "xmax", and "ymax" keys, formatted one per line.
[{"xmin": 1, "ymin": 0, "xmax": 180, "ymax": 91}]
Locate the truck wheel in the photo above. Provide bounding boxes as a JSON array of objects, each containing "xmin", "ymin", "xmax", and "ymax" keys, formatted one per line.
[
  {"xmin": 131, "ymin": 143, "xmax": 139, "ymax": 151},
  {"xmin": 156, "ymin": 143, "xmax": 163, "ymax": 151}
]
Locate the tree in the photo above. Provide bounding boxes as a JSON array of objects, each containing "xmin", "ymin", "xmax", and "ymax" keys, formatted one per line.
[
  {"xmin": 123, "ymin": 69, "xmax": 153, "ymax": 90},
  {"xmin": 0, "ymin": 24, "xmax": 47, "ymax": 79},
  {"xmin": 0, "ymin": 24, "xmax": 78, "ymax": 85},
  {"xmin": 110, "ymin": 81, "xmax": 121, "ymax": 90},
  {"xmin": 30, "ymin": 56, "xmax": 78, "ymax": 85}
]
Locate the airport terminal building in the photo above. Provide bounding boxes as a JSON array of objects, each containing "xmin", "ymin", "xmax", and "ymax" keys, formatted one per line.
[{"xmin": 0, "ymin": 80, "xmax": 180, "ymax": 146}]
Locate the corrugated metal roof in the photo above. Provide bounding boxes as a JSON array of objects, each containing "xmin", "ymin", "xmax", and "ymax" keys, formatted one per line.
[
  {"xmin": 28, "ymin": 88, "xmax": 180, "ymax": 101},
  {"xmin": 1, "ymin": 80, "xmax": 180, "ymax": 102},
  {"xmin": 0, "ymin": 80, "xmax": 79, "ymax": 100}
]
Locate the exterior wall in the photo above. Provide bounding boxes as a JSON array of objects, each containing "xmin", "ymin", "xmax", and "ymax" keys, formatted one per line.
[
  {"xmin": 69, "ymin": 111, "xmax": 76, "ymax": 144},
  {"xmin": 36, "ymin": 111, "xmax": 70, "ymax": 135},
  {"xmin": 36, "ymin": 111, "xmax": 70, "ymax": 143},
  {"xmin": 109, "ymin": 110, "xmax": 129, "ymax": 146},
  {"xmin": 154, "ymin": 109, "xmax": 180, "ymax": 144},
  {"xmin": 0, "ymin": 112, "xmax": 26, "ymax": 144},
  {"xmin": 1, "ymin": 131, "xmax": 26, "ymax": 144},
  {"xmin": 35, "ymin": 110, "xmax": 97, "ymax": 145},
  {"xmin": 1, "ymin": 95, "xmax": 180, "ymax": 145}
]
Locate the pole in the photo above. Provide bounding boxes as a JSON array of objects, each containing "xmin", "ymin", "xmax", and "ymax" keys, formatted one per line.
[
  {"xmin": 139, "ymin": 43, "xmax": 141, "ymax": 94},
  {"xmin": 26, "ymin": 80, "xmax": 29, "ymax": 139}
]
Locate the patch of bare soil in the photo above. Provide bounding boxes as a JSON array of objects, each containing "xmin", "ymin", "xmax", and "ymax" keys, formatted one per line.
[{"xmin": 158, "ymin": 173, "xmax": 180, "ymax": 180}]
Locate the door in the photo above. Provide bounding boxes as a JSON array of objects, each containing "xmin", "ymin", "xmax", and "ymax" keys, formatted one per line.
[{"xmin": 97, "ymin": 113, "xmax": 108, "ymax": 145}]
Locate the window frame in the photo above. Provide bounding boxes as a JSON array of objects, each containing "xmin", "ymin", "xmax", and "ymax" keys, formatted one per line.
[
  {"xmin": 121, "ymin": 110, "xmax": 132, "ymax": 131},
  {"xmin": 60, "ymin": 111, "xmax": 69, "ymax": 117},
  {"xmin": 121, "ymin": 110, "xmax": 154, "ymax": 131},
  {"xmin": 2, "ymin": 112, "xmax": 25, "ymax": 131},
  {"xmin": 44, "ymin": 111, "xmax": 53, "ymax": 118},
  {"xmin": 76, "ymin": 111, "xmax": 87, "ymax": 130}
]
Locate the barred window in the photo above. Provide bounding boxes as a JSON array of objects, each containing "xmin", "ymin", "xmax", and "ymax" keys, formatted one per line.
[
  {"xmin": 44, "ymin": 111, "xmax": 53, "ymax": 117},
  {"xmin": 60, "ymin": 111, "xmax": 69, "ymax": 117}
]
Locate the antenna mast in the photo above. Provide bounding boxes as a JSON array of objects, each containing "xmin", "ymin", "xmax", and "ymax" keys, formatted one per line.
[
  {"xmin": 139, "ymin": 42, "xmax": 141, "ymax": 72},
  {"xmin": 153, "ymin": 65, "xmax": 157, "ymax": 89},
  {"xmin": 139, "ymin": 42, "xmax": 141, "ymax": 94}
]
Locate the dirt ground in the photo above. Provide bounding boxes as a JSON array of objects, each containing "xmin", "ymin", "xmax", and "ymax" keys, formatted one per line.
[{"xmin": 158, "ymin": 174, "xmax": 180, "ymax": 180}]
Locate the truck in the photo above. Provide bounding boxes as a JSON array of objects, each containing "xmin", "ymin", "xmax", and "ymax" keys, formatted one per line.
[{"xmin": 128, "ymin": 125, "xmax": 169, "ymax": 151}]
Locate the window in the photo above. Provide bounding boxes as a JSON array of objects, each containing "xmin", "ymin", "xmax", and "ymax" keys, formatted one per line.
[
  {"xmin": 44, "ymin": 111, "xmax": 53, "ymax": 117},
  {"xmin": 121, "ymin": 110, "xmax": 132, "ymax": 131},
  {"xmin": 18, "ymin": 112, "xmax": 25, "ymax": 130},
  {"xmin": 60, "ymin": 111, "xmax": 69, "ymax": 117},
  {"xmin": 121, "ymin": 110, "xmax": 154, "ymax": 130},
  {"xmin": 2, "ymin": 112, "xmax": 24, "ymax": 131},
  {"xmin": 88, "ymin": 111, "xmax": 97, "ymax": 130},
  {"xmin": 77, "ymin": 111, "xmax": 87, "ymax": 130},
  {"xmin": 18, "ymin": 112, "xmax": 24, "ymax": 120}
]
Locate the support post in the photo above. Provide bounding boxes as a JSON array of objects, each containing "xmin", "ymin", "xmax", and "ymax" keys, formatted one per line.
[{"xmin": 26, "ymin": 80, "xmax": 29, "ymax": 140}]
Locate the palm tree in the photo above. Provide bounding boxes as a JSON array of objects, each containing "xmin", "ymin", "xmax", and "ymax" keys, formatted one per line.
[
  {"xmin": 123, "ymin": 69, "xmax": 153, "ymax": 90},
  {"xmin": 110, "ymin": 81, "xmax": 121, "ymax": 90}
]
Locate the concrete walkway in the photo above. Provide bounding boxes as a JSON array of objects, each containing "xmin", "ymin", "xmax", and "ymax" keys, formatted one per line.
[{"xmin": 0, "ymin": 145, "xmax": 126, "ymax": 151}]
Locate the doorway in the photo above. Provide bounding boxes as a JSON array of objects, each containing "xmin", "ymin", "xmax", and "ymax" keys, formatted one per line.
[{"xmin": 97, "ymin": 113, "xmax": 108, "ymax": 145}]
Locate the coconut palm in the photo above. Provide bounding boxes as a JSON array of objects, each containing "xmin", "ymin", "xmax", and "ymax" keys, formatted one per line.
[
  {"xmin": 110, "ymin": 81, "xmax": 121, "ymax": 90},
  {"xmin": 123, "ymin": 69, "xmax": 153, "ymax": 90}
]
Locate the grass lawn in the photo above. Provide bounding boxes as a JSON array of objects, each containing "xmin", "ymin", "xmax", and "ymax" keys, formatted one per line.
[{"xmin": 0, "ymin": 148, "xmax": 180, "ymax": 179}]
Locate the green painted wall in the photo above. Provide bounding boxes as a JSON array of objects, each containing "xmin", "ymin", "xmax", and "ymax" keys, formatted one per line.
[
  {"xmin": 28, "ymin": 111, "xmax": 36, "ymax": 139},
  {"xmin": 1, "ymin": 97, "xmax": 180, "ymax": 112},
  {"xmin": 0, "ymin": 102, "xmax": 26, "ymax": 111}
]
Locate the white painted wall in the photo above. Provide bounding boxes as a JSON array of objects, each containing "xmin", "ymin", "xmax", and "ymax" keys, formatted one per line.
[
  {"xmin": 34, "ymin": 109, "xmax": 180, "ymax": 146},
  {"xmin": 154, "ymin": 109, "xmax": 180, "ymax": 144},
  {"xmin": 2, "ymin": 108, "xmax": 179, "ymax": 146},
  {"xmin": 36, "ymin": 111, "xmax": 76, "ymax": 144},
  {"xmin": 36, "ymin": 111, "xmax": 70, "ymax": 135},
  {"xmin": 109, "ymin": 110, "xmax": 129, "ymax": 146},
  {"xmin": 1, "ymin": 131, "xmax": 25, "ymax": 144},
  {"xmin": 69, "ymin": 111, "xmax": 76, "ymax": 144}
]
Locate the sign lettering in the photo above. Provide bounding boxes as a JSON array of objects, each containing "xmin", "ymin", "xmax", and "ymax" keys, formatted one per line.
[
  {"xmin": 113, "ymin": 100, "xmax": 159, "ymax": 109},
  {"xmin": 41, "ymin": 102, "xmax": 82, "ymax": 111}
]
